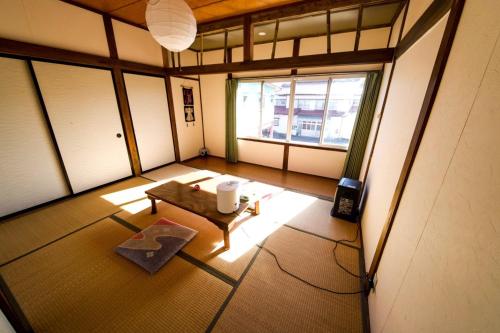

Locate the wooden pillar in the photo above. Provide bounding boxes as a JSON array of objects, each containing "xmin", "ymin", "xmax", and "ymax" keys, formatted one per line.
[
  {"xmin": 103, "ymin": 15, "xmax": 142, "ymax": 176},
  {"xmin": 243, "ymin": 15, "xmax": 254, "ymax": 62}
]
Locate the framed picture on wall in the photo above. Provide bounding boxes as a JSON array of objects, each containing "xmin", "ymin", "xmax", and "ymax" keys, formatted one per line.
[
  {"xmin": 182, "ymin": 87, "xmax": 194, "ymax": 105},
  {"xmin": 184, "ymin": 106, "xmax": 195, "ymax": 122}
]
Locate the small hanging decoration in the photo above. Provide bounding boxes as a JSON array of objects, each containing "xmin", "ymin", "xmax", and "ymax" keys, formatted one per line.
[
  {"xmin": 182, "ymin": 87, "xmax": 195, "ymax": 125},
  {"xmin": 146, "ymin": 0, "xmax": 197, "ymax": 52}
]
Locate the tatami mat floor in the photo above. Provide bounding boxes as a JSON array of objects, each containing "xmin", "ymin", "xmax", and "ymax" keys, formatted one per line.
[{"xmin": 0, "ymin": 162, "xmax": 365, "ymax": 333}]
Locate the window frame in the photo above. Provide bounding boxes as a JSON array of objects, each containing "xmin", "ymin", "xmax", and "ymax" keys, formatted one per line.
[{"xmin": 236, "ymin": 72, "xmax": 368, "ymax": 151}]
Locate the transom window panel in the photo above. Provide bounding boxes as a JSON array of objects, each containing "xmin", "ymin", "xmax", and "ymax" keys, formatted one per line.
[{"xmin": 236, "ymin": 74, "xmax": 367, "ymax": 150}]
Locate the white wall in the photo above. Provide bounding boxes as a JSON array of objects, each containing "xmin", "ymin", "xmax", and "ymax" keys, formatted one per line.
[
  {"xmin": 368, "ymin": 1, "xmax": 500, "ymax": 331},
  {"xmin": 359, "ymin": 62, "xmax": 393, "ymax": 181},
  {"xmin": 237, "ymin": 140, "xmax": 284, "ymax": 169},
  {"xmin": 112, "ymin": 19, "xmax": 163, "ymax": 67},
  {"xmin": 402, "ymin": 0, "xmax": 433, "ymax": 38},
  {"xmin": 180, "ymin": 49, "xmax": 198, "ymax": 67},
  {"xmin": 362, "ymin": 14, "xmax": 448, "ymax": 271},
  {"xmin": 288, "ymin": 147, "xmax": 346, "ymax": 179},
  {"xmin": 200, "ymin": 74, "xmax": 226, "ymax": 158},
  {"xmin": 170, "ymin": 77, "xmax": 204, "ymax": 161},
  {"xmin": 0, "ymin": 0, "xmax": 109, "ymax": 56},
  {"xmin": 359, "ymin": 27, "xmax": 391, "ymax": 50}
]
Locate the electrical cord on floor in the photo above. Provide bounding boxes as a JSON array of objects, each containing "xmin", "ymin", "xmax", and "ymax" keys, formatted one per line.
[{"xmin": 244, "ymin": 221, "xmax": 368, "ymax": 295}]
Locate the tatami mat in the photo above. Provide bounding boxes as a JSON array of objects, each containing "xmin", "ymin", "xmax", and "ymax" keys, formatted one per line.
[
  {"xmin": 116, "ymin": 200, "xmax": 259, "ymax": 281},
  {"xmin": 213, "ymin": 226, "xmax": 363, "ymax": 333},
  {"xmin": 143, "ymin": 163, "xmax": 220, "ymax": 183},
  {"xmin": 281, "ymin": 191, "xmax": 361, "ymax": 247},
  {"xmin": 0, "ymin": 218, "xmax": 232, "ymax": 333},
  {"xmin": 0, "ymin": 177, "xmax": 151, "ymax": 265}
]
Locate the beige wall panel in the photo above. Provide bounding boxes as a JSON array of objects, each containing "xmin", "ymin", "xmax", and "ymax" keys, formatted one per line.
[
  {"xmin": 124, "ymin": 74, "xmax": 175, "ymax": 171},
  {"xmin": 237, "ymin": 140, "xmax": 284, "ymax": 169},
  {"xmin": 113, "ymin": 19, "xmax": 163, "ymax": 67},
  {"xmin": 202, "ymin": 49, "xmax": 224, "ymax": 65},
  {"xmin": 331, "ymin": 32, "xmax": 356, "ymax": 53},
  {"xmin": 385, "ymin": 37, "xmax": 500, "ymax": 331},
  {"xmin": 32, "ymin": 62, "xmax": 132, "ymax": 193},
  {"xmin": 275, "ymin": 40, "xmax": 294, "ymax": 58},
  {"xmin": 170, "ymin": 77, "xmax": 204, "ymax": 161},
  {"xmin": 200, "ymin": 74, "xmax": 226, "ymax": 158},
  {"xmin": 359, "ymin": 63, "xmax": 393, "ymax": 182},
  {"xmin": 233, "ymin": 69, "xmax": 291, "ymax": 78},
  {"xmin": 180, "ymin": 49, "xmax": 198, "ymax": 67},
  {"xmin": 297, "ymin": 63, "xmax": 382, "ymax": 75},
  {"xmin": 232, "ymin": 40, "xmax": 292, "ymax": 63},
  {"xmin": 389, "ymin": 5, "xmax": 405, "ymax": 47},
  {"xmin": 369, "ymin": 1, "xmax": 500, "ymax": 331},
  {"xmin": 359, "ymin": 27, "xmax": 391, "ymax": 50},
  {"xmin": 0, "ymin": 58, "xmax": 69, "ymax": 217},
  {"xmin": 232, "ymin": 47, "xmax": 243, "ymax": 62},
  {"xmin": 402, "ymin": 0, "xmax": 433, "ymax": 38},
  {"xmin": 361, "ymin": 16, "xmax": 447, "ymax": 272},
  {"xmin": 299, "ymin": 36, "xmax": 327, "ymax": 56},
  {"xmin": 0, "ymin": 0, "xmax": 109, "ymax": 56},
  {"xmin": 254, "ymin": 43, "xmax": 273, "ymax": 60},
  {"xmin": 288, "ymin": 147, "xmax": 346, "ymax": 179}
]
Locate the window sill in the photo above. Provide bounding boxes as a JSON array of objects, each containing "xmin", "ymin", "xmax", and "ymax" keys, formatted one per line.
[{"xmin": 237, "ymin": 137, "xmax": 348, "ymax": 153}]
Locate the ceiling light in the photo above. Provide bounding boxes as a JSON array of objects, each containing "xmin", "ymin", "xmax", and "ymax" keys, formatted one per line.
[
  {"xmin": 146, "ymin": 0, "xmax": 197, "ymax": 52},
  {"xmin": 258, "ymin": 32, "xmax": 267, "ymax": 36}
]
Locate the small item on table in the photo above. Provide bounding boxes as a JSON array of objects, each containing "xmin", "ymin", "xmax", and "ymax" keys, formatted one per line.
[{"xmin": 193, "ymin": 184, "xmax": 200, "ymax": 191}]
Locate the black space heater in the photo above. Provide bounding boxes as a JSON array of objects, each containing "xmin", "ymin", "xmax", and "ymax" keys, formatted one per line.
[{"xmin": 331, "ymin": 178, "xmax": 362, "ymax": 223}]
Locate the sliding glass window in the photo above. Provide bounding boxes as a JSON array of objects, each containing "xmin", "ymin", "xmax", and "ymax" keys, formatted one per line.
[{"xmin": 236, "ymin": 74, "xmax": 366, "ymax": 150}]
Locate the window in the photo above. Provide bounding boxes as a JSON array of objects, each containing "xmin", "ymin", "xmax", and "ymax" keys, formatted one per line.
[{"xmin": 236, "ymin": 74, "xmax": 366, "ymax": 149}]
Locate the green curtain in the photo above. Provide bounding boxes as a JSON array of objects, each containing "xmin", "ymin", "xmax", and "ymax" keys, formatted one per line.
[
  {"xmin": 225, "ymin": 78, "xmax": 238, "ymax": 163},
  {"xmin": 341, "ymin": 72, "xmax": 382, "ymax": 179}
]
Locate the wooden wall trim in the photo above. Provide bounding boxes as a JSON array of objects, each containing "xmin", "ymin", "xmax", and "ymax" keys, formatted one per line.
[
  {"xmin": 197, "ymin": 0, "xmax": 401, "ymax": 33},
  {"xmin": 243, "ymin": 16, "xmax": 254, "ymax": 62},
  {"xmin": 396, "ymin": 0, "xmax": 453, "ymax": 59},
  {"xmin": 282, "ymin": 144, "xmax": 290, "ymax": 170},
  {"xmin": 165, "ymin": 76, "xmax": 181, "ymax": 162},
  {"xmin": 0, "ymin": 38, "xmax": 166, "ymax": 76},
  {"xmin": 104, "ymin": 15, "xmax": 142, "ymax": 176},
  {"xmin": 238, "ymin": 137, "xmax": 348, "ymax": 153},
  {"xmin": 361, "ymin": 1, "xmax": 409, "ymax": 186},
  {"xmin": 60, "ymin": 0, "xmax": 148, "ymax": 31},
  {"xmin": 0, "ymin": 275, "xmax": 33, "ymax": 333},
  {"xmin": 27, "ymin": 61, "xmax": 74, "ymax": 195},
  {"xmin": 166, "ymin": 48, "xmax": 394, "ymax": 75},
  {"xmin": 366, "ymin": 0, "xmax": 465, "ymax": 285}
]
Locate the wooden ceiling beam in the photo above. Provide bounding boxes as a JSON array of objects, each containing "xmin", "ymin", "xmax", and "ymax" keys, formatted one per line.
[
  {"xmin": 165, "ymin": 48, "xmax": 394, "ymax": 75},
  {"xmin": 197, "ymin": 0, "xmax": 399, "ymax": 33},
  {"xmin": 0, "ymin": 37, "xmax": 166, "ymax": 76}
]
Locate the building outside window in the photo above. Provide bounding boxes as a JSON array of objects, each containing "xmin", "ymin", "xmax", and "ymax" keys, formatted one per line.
[{"xmin": 236, "ymin": 74, "xmax": 366, "ymax": 150}]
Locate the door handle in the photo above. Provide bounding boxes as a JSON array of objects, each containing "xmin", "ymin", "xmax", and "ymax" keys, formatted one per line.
[{"xmin": 116, "ymin": 133, "xmax": 122, "ymax": 138}]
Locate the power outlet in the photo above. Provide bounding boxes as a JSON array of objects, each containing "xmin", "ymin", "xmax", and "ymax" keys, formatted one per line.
[{"xmin": 372, "ymin": 273, "xmax": 378, "ymax": 290}]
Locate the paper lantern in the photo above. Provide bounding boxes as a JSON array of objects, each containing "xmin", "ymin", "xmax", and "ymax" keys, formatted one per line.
[{"xmin": 146, "ymin": 0, "xmax": 197, "ymax": 52}]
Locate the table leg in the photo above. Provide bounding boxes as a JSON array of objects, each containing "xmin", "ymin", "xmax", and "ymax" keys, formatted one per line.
[
  {"xmin": 223, "ymin": 229, "xmax": 230, "ymax": 249},
  {"xmin": 150, "ymin": 198, "xmax": 157, "ymax": 214},
  {"xmin": 253, "ymin": 200, "xmax": 260, "ymax": 215}
]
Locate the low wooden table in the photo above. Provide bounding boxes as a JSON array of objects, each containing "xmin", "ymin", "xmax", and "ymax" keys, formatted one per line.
[{"xmin": 145, "ymin": 181, "xmax": 258, "ymax": 249}]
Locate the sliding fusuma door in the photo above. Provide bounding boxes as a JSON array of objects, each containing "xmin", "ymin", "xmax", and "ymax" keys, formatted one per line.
[
  {"xmin": 32, "ymin": 61, "xmax": 132, "ymax": 193},
  {"xmin": 123, "ymin": 73, "xmax": 175, "ymax": 171},
  {"xmin": 0, "ymin": 57, "xmax": 70, "ymax": 217}
]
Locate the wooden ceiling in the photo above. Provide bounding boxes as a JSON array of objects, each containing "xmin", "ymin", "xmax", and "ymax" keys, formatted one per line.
[{"xmin": 65, "ymin": 0, "xmax": 303, "ymax": 27}]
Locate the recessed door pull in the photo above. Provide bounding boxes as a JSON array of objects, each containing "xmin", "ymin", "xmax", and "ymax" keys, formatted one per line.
[{"xmin": 116, "ymin": 133, "xmax": 122, "ymax": 138}]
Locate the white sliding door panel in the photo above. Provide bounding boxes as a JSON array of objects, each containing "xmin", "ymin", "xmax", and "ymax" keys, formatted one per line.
[
  {"xmin": 124, "ymin": 74, "xmax": 175, "ymax": 171},
  {"xmin": 0, "ymin": 58, "xmax": 69, "ymax": 217},
  {"xmin": 32, "ymin": 62, "xmax": 132, "ymax": 193}
]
